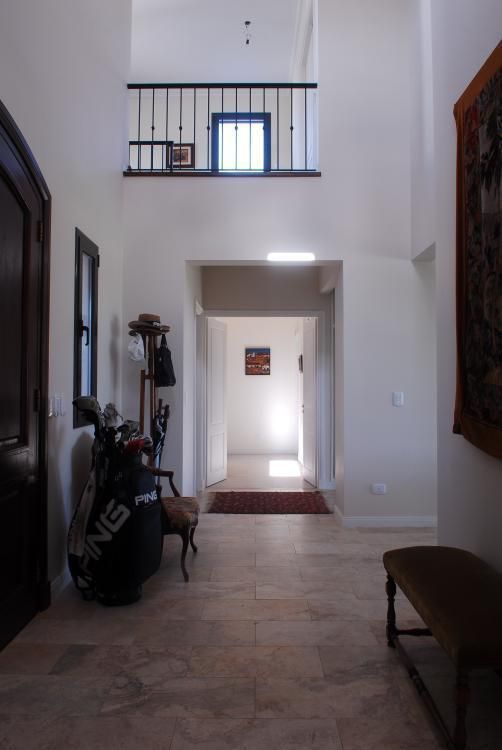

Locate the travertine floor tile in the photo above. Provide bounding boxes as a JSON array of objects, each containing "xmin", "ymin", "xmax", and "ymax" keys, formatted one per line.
[
  {"xmin": 190, "ymin": 645, "xmax": 323, "ymax": 678},
  {"xmin": 336, "ymin": 714, "xmax": 441, "ymax": 750},
  {"xmin": 0, "ymin": 642, "xmax": 68, "ymax": 675},
  {"xmin": 37, "ymin": 587, "xmax": 99, "ymax": 621},
  {"xmin": 318, "ymin": 644, "xmax": 402, "ymax": 679},
  {"xmin": 255, "ymin": 565, "xmax": 302, "ymax": 583},
  {"xmin": 15, "ymin": 616, "xmax": 136, "ymax": 646},
  {"xmin": 256, "ymin": 674, "xmax": 396, "ymax": 719},
  {"xmin": 170, "ymin": 718, "xmax": 343, "ymax": 749},
  {"xmin": 256, "ymin": 620, "xmax": 378, "ymax": 647},
  {"xmin": 256, "ymin": 580, "xmax": 354, "ymax": 599},
  {"xmin": 160, "ymin": 581, "xmax": 256, "ymax": 599},
  {"xmin": 0, "ymin": 716, "xmax": 177, "ymax": 750},
  {"xmin": 299, "ymin": 564, "xmax": 380, "ymax": 581},
  {"xmin": 0, "ymin": 675, "xmax": 109, "ymax": 717},
  {"xmin": 134, "ymin": 619, "xmax": 255, "ymax": 646},
  {"xmin": 50, "ymin": 643, "xmax": 192, "ymax": 686},
  {"xmin": 210, "ymin": 565, "xmax": 257, "ymax": 582},
  {"xmin": 202, "ymin": 598, "xmax": 311, "ymax": 621},
  {"xmin": 255, "ymin": 552, "xmax": 298, "ymax": 566},
  {"xmin": 293, "ymin": 541, "xmax": 377, "ymax": 556},
  {"xmin": 308, "ymin": 597, "xmax": 420, "ymax": 622},
  {"xmin": 123, "ymin": 596, "xmax": 206, "ymax": 620},
  {"xmin": 101, "ymin": 677, "xmax": 255, "ymax": 719}
]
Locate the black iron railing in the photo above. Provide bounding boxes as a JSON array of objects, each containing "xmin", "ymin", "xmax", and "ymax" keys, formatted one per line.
[{"xmin": 126, "ymin": 83, "xmax": 318, "ymax": 174}]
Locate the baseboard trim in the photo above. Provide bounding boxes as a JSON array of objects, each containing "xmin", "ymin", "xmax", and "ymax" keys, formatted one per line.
[
  {"xmin": 50, "ymin": 567, "xmax": 71, "ymax": 600},
  {"xmin": 333, "ymin": 504, "xmax": 344, "ymax": 525},
  {"xmin": 341, "ymin": 515, "xmax": 437, "ymax": 529},
  {"xmin": 318, "ymin": 480, "xmax": 336, "ymax": 491}
]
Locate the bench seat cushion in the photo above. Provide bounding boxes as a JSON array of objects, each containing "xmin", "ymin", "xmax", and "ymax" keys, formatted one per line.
[
  {"xmin": 383, "ymin": 546, "xmax": 502, "ymax": 670},
  {"xmin": 161, "ymin": 497, "xmax": 199, "ymax": 532}
]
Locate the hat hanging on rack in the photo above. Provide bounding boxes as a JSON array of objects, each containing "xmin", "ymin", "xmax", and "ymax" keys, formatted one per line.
[{"xmin": 128, "ymin": 313, "xmax": 170, "ymax": 336}]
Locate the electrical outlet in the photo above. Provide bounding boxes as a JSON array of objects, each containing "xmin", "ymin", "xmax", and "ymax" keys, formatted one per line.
[{"xmin": 371, "ymin": 483, "xmax": 387, "ymax": 495}]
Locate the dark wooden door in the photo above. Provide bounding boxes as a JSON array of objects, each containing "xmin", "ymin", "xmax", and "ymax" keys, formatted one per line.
[{"xmin": 0, "ymin": 102, "xmax": 50, "ymax": 650}]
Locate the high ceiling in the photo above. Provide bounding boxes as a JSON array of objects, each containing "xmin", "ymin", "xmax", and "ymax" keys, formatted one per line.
[{"xmin": 131, "ymin": 0, "xmax": 302, "ymax": 83}]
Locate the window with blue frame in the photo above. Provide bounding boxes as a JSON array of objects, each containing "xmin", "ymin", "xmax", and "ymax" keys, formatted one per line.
[{"xmin": 211, "ymin": 112, "xmax": 271, "ymax": 172}]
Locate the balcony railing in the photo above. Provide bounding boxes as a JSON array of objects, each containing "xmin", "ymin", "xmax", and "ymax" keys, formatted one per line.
[{"xmin": 125, "ymin": 83, "xmax": 319, "ymax": 176}]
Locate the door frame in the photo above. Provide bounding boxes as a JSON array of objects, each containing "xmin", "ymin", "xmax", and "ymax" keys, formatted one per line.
[
  {"xmin": 195, "ymin": 308, "xmax": 334, "ymax": 491},
  {"xmin": 0, "ymin": 100, "xmax": 51, "ymax": 609}
]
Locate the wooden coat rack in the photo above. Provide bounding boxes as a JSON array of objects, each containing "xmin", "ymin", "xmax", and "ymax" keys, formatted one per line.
[{"xmin": 136, "ymin": 326, "xmax": 170, "ymax": 468}]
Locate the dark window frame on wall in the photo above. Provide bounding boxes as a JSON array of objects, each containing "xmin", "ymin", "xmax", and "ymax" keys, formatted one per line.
[
  {"xmin": 211, "ymin": 112, "xmax": 271, "ymax": 172},
  {"xmin": 73, "ymin": 228, "xmax": 99, "ymax": 428}
]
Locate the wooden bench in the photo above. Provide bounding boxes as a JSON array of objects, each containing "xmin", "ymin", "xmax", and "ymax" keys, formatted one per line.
[{"xmin": 383, "ymin": 546, "xmax": 502, "ymax": 750}]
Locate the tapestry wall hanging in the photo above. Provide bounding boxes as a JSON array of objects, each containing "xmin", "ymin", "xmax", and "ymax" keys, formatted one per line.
[
  {"xmin": 453, "ymin": 42, "xmax": 502, "ymax": 459},
  {"xmin": 245, "ymin": 347, "xmax": 270, "ymax": 375}
]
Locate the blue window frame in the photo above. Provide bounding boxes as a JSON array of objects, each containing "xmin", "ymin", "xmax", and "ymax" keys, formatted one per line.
[{"xmin": 211, "ymin": 112, "xmax": 271, "ymax": 172}]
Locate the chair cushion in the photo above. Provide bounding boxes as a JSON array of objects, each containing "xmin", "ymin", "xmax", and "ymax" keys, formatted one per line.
[
  {"xmin": 383, "ymin": 546, "xmax": 502, "ymax": 670},
  {"xmin": 161, "ymin": 496, "xmax": 199, "ymax": 531}
]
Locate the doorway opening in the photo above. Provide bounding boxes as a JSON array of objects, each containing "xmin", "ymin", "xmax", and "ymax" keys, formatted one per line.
[{"xmin": 200, "ymin": 315, "xmax": 319, "ymax": 492}]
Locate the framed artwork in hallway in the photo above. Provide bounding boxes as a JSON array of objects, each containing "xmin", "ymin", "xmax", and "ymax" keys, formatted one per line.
[
  {"xmin": 453, "ymin": 43, "xmax": 502, "ymax": 460},
  {"xmin": 245, "ymin": 347, "xmax": 270, "ymax": 375}
]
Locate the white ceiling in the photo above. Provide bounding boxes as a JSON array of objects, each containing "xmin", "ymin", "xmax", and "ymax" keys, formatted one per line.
[{"xmin": 131, "ymin": 0, "xmax": 302, "ymax": 83}]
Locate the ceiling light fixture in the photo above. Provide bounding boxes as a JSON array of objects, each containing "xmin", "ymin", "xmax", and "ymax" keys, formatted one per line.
[
  {"xmin": 244, "ymin": 20, "xmax": 251, "ymax": 46},
  {"xmin": 267, "ymin": 252, "xmax": 316, "ymax": 262}
]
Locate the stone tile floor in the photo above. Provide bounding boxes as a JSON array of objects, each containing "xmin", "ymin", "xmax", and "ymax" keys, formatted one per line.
[{"xmin": 0, "ymin": 514, "xmax": 501, "ymax": 748}]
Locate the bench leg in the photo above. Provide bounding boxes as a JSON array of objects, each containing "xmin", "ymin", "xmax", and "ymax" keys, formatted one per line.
[
  {"xmin": 453, "ymin": 669, "xmax": 470, "ymax": 749},
  {"xmin": 180, "ymin": 528, "xmax": 190, "ymax": 583},
  {"xmin": 385, "ymin": 573, "xmax": 397, "ymax": 647},
  {"xmin": 190, "ymin": 526, "xmax": 198, "ymax": 553}
]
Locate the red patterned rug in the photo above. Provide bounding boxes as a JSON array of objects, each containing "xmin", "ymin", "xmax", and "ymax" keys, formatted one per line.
[{"xmin": 207, "ymin": 491, "xmax": 331, "ymax": 514}]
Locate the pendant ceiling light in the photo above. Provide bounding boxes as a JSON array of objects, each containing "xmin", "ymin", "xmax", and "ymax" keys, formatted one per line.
[{"xmin": 244, "ymin": 20, "xmax": 251, "ymax": 46}]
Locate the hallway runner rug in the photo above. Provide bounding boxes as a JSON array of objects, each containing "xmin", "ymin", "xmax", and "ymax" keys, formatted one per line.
[{"xmin": 208, "ymin": 491, "xmax": 331, "ymax": 514}]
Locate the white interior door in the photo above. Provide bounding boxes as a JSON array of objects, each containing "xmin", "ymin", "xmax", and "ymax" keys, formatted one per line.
[
  {"xmin": 206, "ymin": 317, "xmax": 227, "ymax": 486},
  {"xmin": 302, "ymin": 317, "xmax": 317, "ymax": 486},
  {"xmin": 296, "ymin": 324, "xmax": 304, "ymax": 465}
]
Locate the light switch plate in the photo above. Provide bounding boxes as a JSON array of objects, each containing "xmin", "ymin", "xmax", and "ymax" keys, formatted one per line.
[
  {"xmin": 392, "ymin": 391, "xmax": 404, "ymax": 407},
  {"xmin": 371, "ymin": 483, "xmax": 387, "ymax": 495}
]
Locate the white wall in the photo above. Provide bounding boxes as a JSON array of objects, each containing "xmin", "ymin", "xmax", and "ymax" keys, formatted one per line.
[
  {"xmin": 222, "ymin": 317, "xmax": 301, "ymax": 454},
  {"xmin": 0, "ymin": 0, "xmax": 131, "ymax": 585},
  {"xmin": 340, "ymin": 255, "xmax": 437, "ymax": 523},
  {"xmin": 131, "ymin": 0, "xmax": 298, "ymax": 83},
  {"xmin": 123, "ymin": 0, "xmax": 438, "ymax": 523},
  {"xmin": 202, "ymin": 266, "xmax": 331, "ymax": 312},
  {"xmin": 427, "ymin": 2, "xmax": 502, "ymax": 567},
  {"xmin": 410, "ymin": 0, "xmax": 435, "ymax": 260},
  {"xmin": 183, "ymin": 264, "xmax": 202, "ymax": 490}
]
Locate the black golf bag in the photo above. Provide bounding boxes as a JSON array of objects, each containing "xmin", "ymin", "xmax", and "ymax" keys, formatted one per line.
[{"xmin": 68, "ymin": 398, "xmax": 163, "ymax": 605}]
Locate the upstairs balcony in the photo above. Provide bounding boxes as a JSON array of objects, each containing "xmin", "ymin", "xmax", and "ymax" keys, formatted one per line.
[{"xmin": 125, "ymin": 83, "xmax": 319, "ymax": 177}]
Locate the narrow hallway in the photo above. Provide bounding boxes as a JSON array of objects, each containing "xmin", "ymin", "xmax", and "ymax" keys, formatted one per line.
[{"xmin": 207, "ymin": 453, "xmax": 312, "ymax": 491}]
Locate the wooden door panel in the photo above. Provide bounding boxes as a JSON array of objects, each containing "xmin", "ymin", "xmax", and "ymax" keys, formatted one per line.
[
  {"xmin": 206, "ymin": 318, "xmax": 227, "ymax": 486},
  {"xmin": 0, "ymin": 101, "xmax": 50, "ymax": 650},
  {"xmin": 302, "ymin": 317, "xmax": 317, "ymax": 487},
  {"xmin": 0, "ymin": 172, "xmax": 24, "ymax": 447}
]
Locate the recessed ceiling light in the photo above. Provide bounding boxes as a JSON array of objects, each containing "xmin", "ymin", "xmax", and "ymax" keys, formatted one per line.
[{"xmin": 267, "ymin": 252, "xmax": 316, "ymax": 262}]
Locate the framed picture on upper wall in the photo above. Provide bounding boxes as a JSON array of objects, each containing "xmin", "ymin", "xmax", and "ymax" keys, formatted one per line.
[
  {"xmin": 172, "ymin": 143, "xmax": 195, "ymax": 168},
  {"xmin": 245, "ymin": 347, "xmax": 270, "ymax": 375}
]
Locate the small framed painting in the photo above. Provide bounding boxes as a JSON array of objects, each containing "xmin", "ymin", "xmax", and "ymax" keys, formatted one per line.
[
  {"xmin": 172, "ymin": 143, "xmax": 195, "ymax": 168},
  {"xmin": 245, "ymin": 347, "xmax": 270, "ymax": 375}
]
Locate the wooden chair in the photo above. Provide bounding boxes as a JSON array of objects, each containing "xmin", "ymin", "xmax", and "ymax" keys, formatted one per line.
[{"xmin": 150, "ymin": 467, "xmax": 199, "ymax": 582}]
